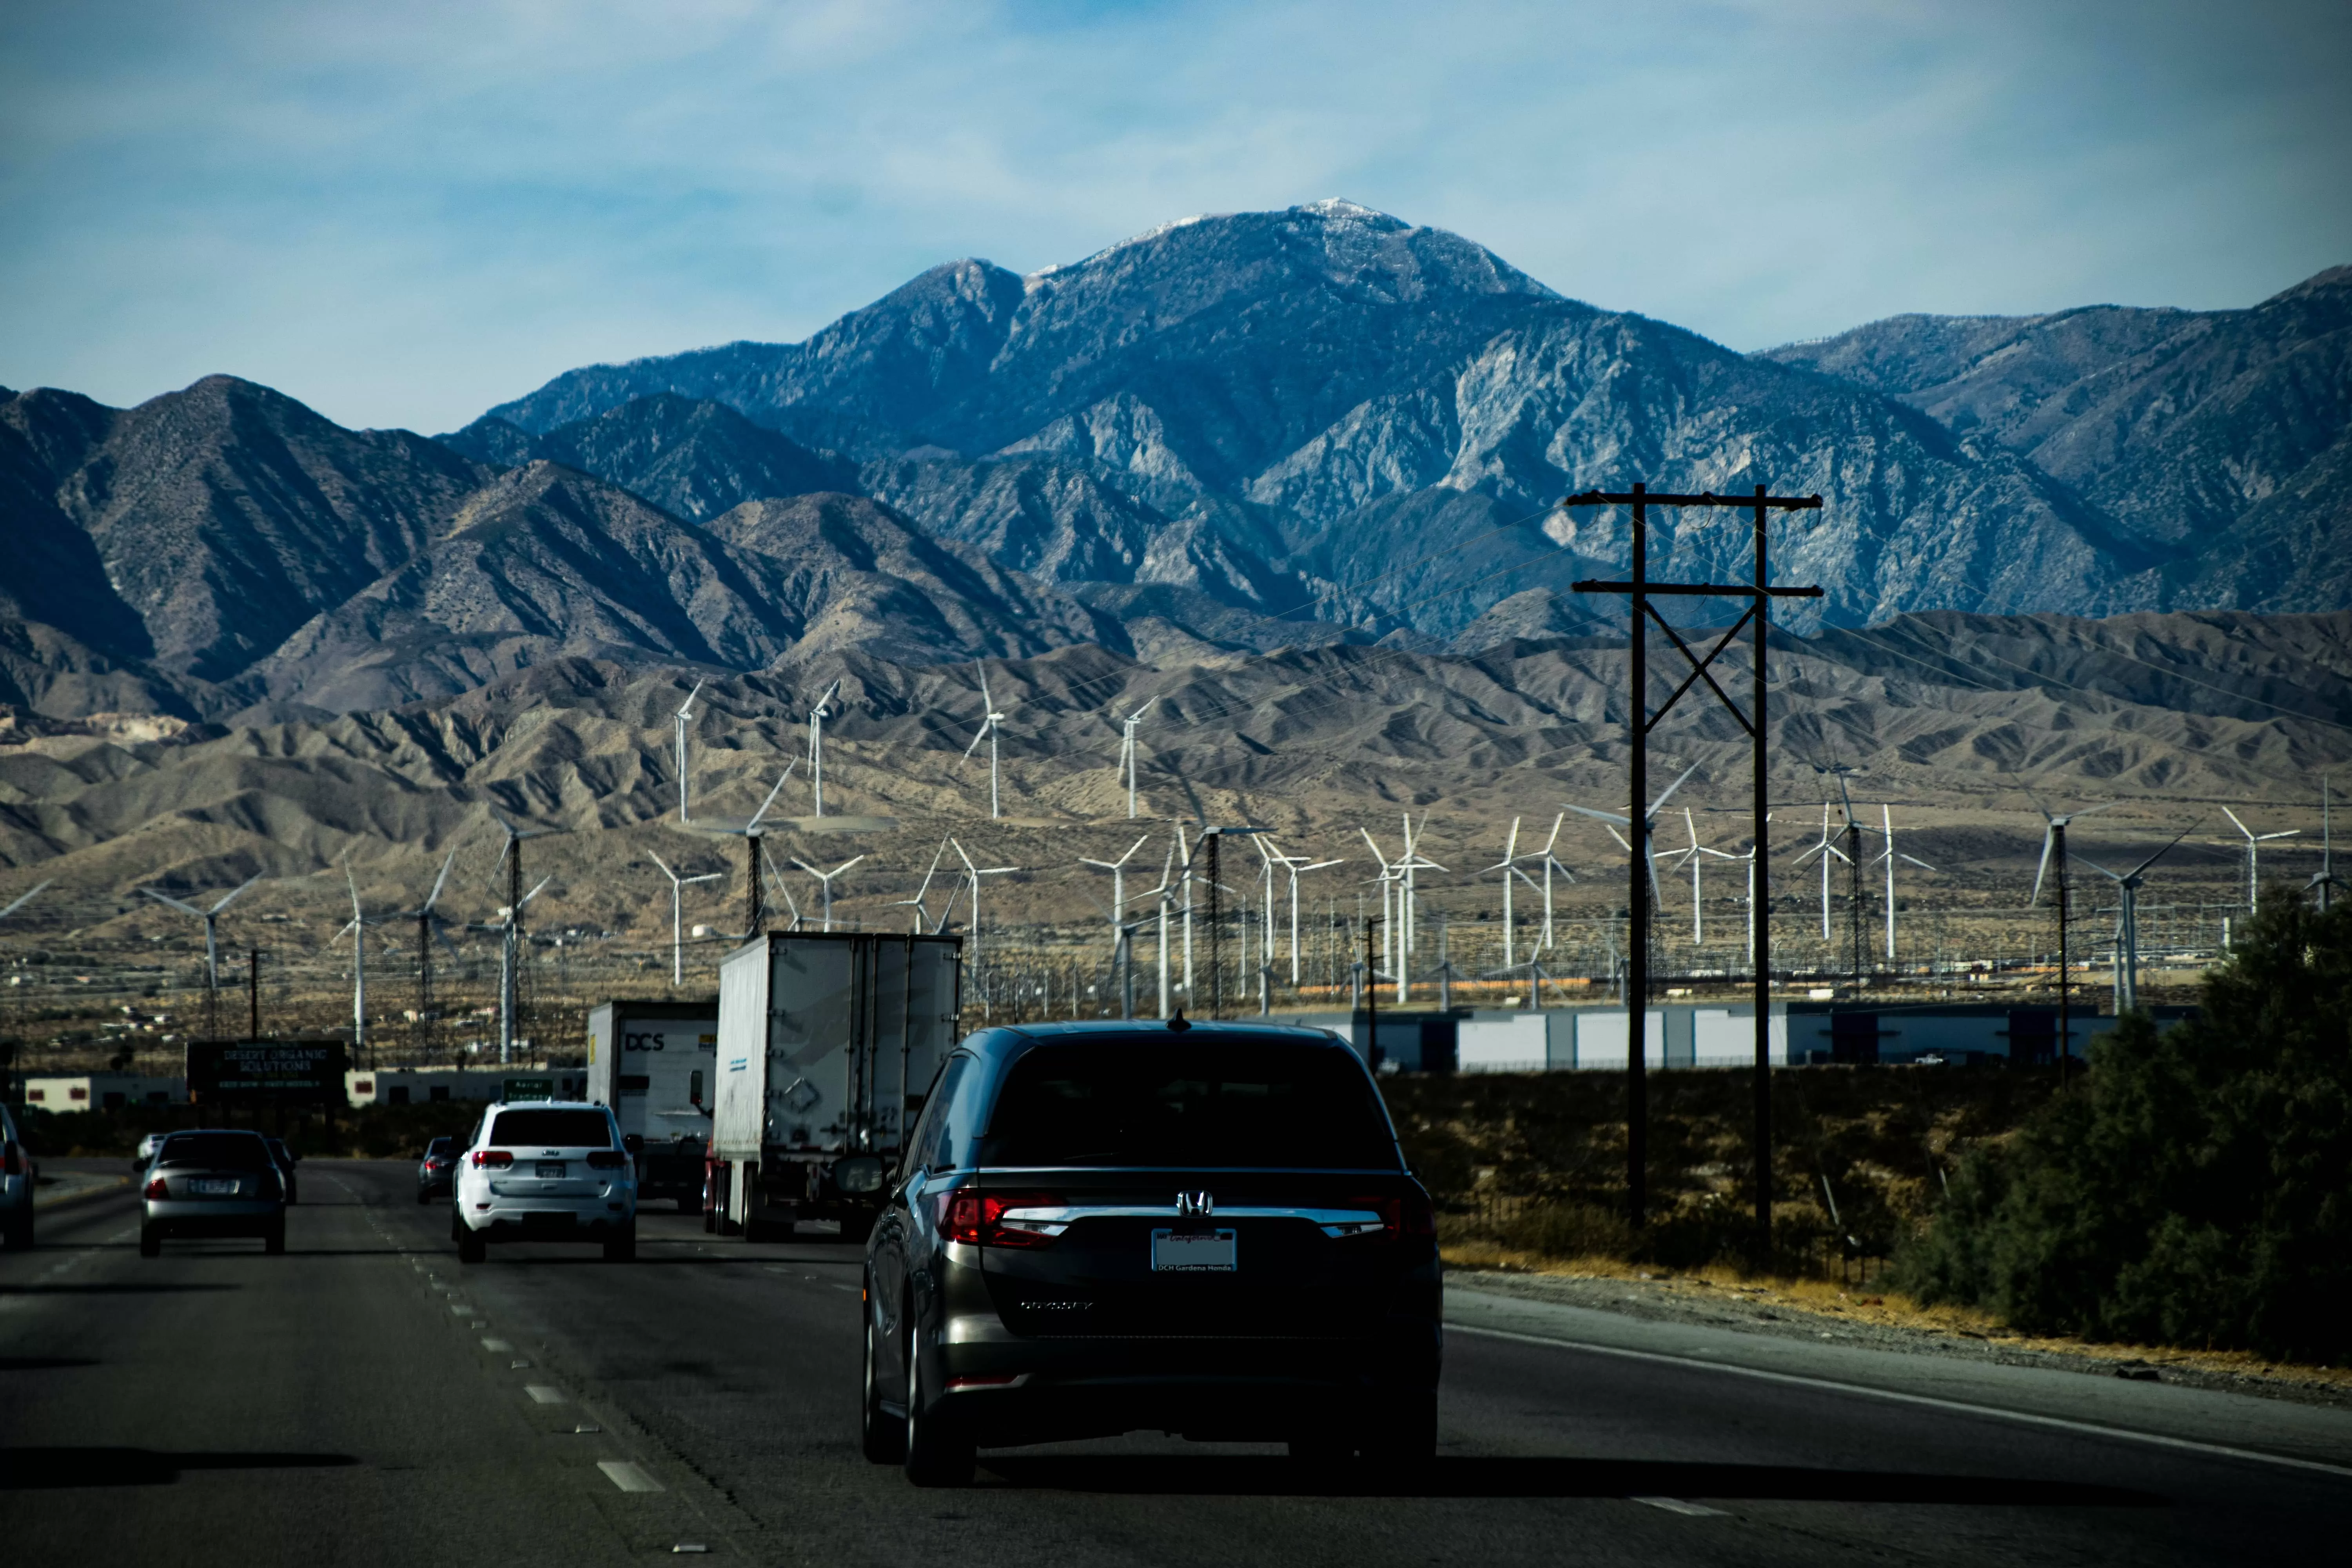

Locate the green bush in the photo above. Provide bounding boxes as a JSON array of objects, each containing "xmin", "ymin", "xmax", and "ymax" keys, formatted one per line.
[{"xmin": 1898, "ymin": 897, "xmax": 2352, "ymax": 1363}]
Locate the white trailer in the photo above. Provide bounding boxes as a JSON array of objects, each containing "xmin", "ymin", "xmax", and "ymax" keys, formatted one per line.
[
  {"xmin": 586, "ymin": 1000, "xmax": 718, "ymax": 1210},
  {"xmin": 710, "ymin": 932, "xmax": 961, "ymax": 1241}
]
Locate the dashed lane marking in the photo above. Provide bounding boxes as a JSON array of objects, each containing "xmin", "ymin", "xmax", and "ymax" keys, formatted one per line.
[
  {"xmin": 598, "ymin": 1460, "xmax": 664, "ymax": 1493},
  {"xmin": 1632, "ymin": 1497, "xmax": 1728, "ymax": 1517},
  {"xmin": 482, "ymin": 1338, "xmax": 514, "ymax": 1352},
  {"xmin": 526, "ymin": 1385, "xmax": 568, "ymax": 1405}
]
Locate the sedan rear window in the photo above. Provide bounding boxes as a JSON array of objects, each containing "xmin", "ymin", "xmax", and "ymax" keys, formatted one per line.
[
  {"xmin": 981, "ymin": 1042, "xmax": 1398, "ymax": 1169},
  {"xmin": 156, "ymin": 1133, "xmax": 274, "ymax": 1170},
  {"xmin": 488, "ymin": 1109, "xmax": 615, "ymax": 1148}
]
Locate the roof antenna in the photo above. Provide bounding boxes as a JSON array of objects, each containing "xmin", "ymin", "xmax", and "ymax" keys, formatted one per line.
[{"xmin": 1166, "ymin": 1008, "xmax": 1191, "ymax": 1033}]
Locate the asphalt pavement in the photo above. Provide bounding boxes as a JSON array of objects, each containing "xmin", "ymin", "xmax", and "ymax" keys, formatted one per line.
[{"xmin": 4, "ymin": 1158, "xmax": 2347, "ymax": 1566}]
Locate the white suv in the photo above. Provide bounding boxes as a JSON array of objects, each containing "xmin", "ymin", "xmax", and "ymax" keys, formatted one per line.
[{"xmin": 453, "ymin": 1101, "xmax": 641, "ymax": 1264}]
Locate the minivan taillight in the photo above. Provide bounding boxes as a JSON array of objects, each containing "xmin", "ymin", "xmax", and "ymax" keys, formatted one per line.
[
  {"xmin": 1345, "ymin": 1191, "xmax": 1437, "ymax": 1242},
  {"xmin": 586, "ymin": 1150, "xmax": 626, "ymax": 1169},
  {"xmin": 470, "ymin": 1149, "xmax": 514, "ymax": 1169},
  {"xmin": 936, "ymin": 1190, "xmax": 1063, "ymax": 1247},
  {"xmin": 144, "ymin": 1176, "xmax": 169, "ymax": 1200}
]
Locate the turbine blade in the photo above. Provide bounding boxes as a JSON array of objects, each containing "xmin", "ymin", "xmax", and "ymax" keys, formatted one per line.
[
  {"xmin": 0, "ymin": 878, "xmax": 51, "ymax": 922},
  {"xmin": 2031, "ymin": 827, "xmax": 2055, "ymax": 904},
  {"xmin": 211, "ymin": 874, "xmax": 264, "ymax": 914},
  {"xmin": 2125, "ymin": 820, "xmax": 2201, "ymax": 880},
  {"xmin": 1648, "ymin": 761, "xmax": 1701, "ymax": 818},
  {"xmin": 142, "ymin": 888, "xmax": 202, "ymax": 917},
  {"xmin": 1563, "ymin": 803, "xmax": 1632, "ymax": 827},
  {"xmin": 749, "ymin": 761, "xmax": 797, "ymax": 827}
]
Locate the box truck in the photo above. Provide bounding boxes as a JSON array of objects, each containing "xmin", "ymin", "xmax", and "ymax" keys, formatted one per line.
[
  {"xmin": 586, "ymin": 999, "xmax": 718, "ymax": 1212},
  {"xmin": 710, "ymin": 933, "xmax": 961, "ymax": 1241}
]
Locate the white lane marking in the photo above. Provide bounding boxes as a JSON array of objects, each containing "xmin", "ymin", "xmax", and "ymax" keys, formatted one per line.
[
  {"xmin": 450, "ymin": 1303, "xmax": 477, "ymax": 1315},
  {"xmin": 526, "ymin": 1385, "xmax": 568, "ymax": 1404},
  {"xmin": 481, "ymin": 1338, "xmax": 514, "ymax": 1352},
  {"xmin": 1632, "ymin": 1496, "xmax": 1728, "ymax": 1517},
  {"xmin": 1449, "ymin": 1323, "xmax": 2352, "ymax": 1481},
  {"xmin": 832, "ymin": 1283, "xmax": 857, "ymax": 1292},
  {"xmin": 598, "ymin": 1460, "xmax": 664, "ymax": 1492}
]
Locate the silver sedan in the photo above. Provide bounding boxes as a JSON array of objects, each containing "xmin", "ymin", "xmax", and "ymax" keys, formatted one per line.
[{"xmin": 140, "ymin": 1130, "xmax": 287, "ymax": 1256}]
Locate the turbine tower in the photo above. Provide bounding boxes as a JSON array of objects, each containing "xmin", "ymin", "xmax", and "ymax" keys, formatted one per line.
[
  {"xmin": 2310, "ymin": 777, "xmax": 2344, "ymax": 911},
  {"xmin": 648, "ymin": 851, "xmax": 722, "ymax": 985},
  {"xmin": 964, "ymin": 664, "xmax": 1010, "ymax": 819},
  {"xmin": 1080, "ymin": 834, "xmax": 1151, "ymax": 931},
  {"xmin": 488, "ymin": 815, "xmax": 567, "ymax": 1063},
  {"xmin": 2031, "ymin": 797, "xmax": 2116, "ymax": 1074},
  {"xmin": 1279, "ymin": 851, "xmax": 1344, "ymax": 984},
  {"xmin": 335, "ymin": 864, "xmax": 381, "ymax": 1066},
  {"xmin": 949, "ymin": 838, "xmax": 1019, "ymax": 1007},
  {"xmin": 1119, "ymin": 697, "xmax": 1156, "ymax": 819},
  {"xmin": 2074, "ymin": 824, "xmax": 2198, "ymax": 1013},
  {"xmin": 1791, "ymin": 802, "xmax": 1853, "ymax": 942},
  {"xmin": 697, "ymin": 762, "xmax": 796, "ymax": 938},
  {"xmin": 1872, "ymin": 806, "xmax": 1936, "ymax": 962},
  {"xmin": 1664, "ymin": 807, "xmax": 1737, "ymax": 946},
  {"xmin": 141, "ymin": 874, "xmax": 263, "ymax": 1040},
  {"xmin": 808, "ymin": 678, "xmax": 842, "ymax": 818},
  {"xmin": 2221, "ymin": 807, "xmax": 2297, "ymax": 916},
  {"xmin": 390, "ymin": 846, "xmax": 461, "ymax": 1065},
  {"xmin": 674, "ymin": 678, "xmax": 704, "ymax": 825}
]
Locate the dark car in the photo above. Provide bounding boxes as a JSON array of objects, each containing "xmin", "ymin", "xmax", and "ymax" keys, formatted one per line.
[
  {"xmin": 860, "ymin": 1019, "xmax": 1440, "ymax": 1487},
  {"xmin": 416, "ymin": 1137, "xmax": 457, "ymax": 1203},
  {"xmin": 141, "ymin": 1130, "xmax": 287, "ymax": 1255},
  {"xmin": 265, "ymin": 1137, "xmax": 300, "ymax": 1205}
]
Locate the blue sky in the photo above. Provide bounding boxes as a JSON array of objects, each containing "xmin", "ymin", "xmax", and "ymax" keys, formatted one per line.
[{"xmin": 2, "ymin": 0, "xmax": 2347, "ymax": 434}]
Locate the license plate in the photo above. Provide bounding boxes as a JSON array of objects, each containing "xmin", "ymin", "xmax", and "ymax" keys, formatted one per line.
[
  {"xmin": 1151, "ymin": 1227, "xmax": 1237, "ymax": 1272},
  {"xmin": 189, "ymin": 1178, "xmax": 239, "ymax": 1196},
  {"xmin": 535, "ymin": 1162, "xmax": 566, "ymax": 1178}
]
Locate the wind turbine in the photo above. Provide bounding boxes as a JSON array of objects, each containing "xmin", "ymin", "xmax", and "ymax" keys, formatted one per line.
[
  {"xmin": 697, "ymin": 762, "xmax": 796, "ymax": 937},
  {"xmin": 894, "ymin": 839, "xmax": 953, "ymax": 934},
  {"xmin": 1487, "ymin": 820, "xmax": 1524, "ymax": 971},
  {"xmin": 648, "ymin": 851, "xmax": 722, "ymax": 985},
  {"xmin": 390, "ymin": 846, "xmax": 461, "ymax": 1065},
  {"xmin": 1663, "ymin": 807, "xmax": 1737, "ymax": 946},
  {"xmin": 1790, "ymin": 802, "xmax": 1854, "ymax": 942},
  {"xmin": 1080, "ymin": 834, "xmax": 1151, "ymax": 932},
  {"xmin": 964, "ymin": 664, "xmax": 1010, "ymax": 819},
  {"xmin": 790, "ymin": 853, "xmax": 865, "ymax": 932},
  {"xmin": 1147, "ymin": 843, "xmax": 1179, "ymax": 1015},
  {"xmin": 1278, "ymin": 851, "xmax": 1344, "ymax": 985},
  {"xmin": 2031, "ymin": 796, "xmax": 2117, "ymax": 1075},
  {"xmin": 1872, "ymin": 806, "xmax": 1936, "ymax": 962},
  {"xmin": 1564, "ymin": 760, "xmax": 1699, "ymax": 911},
  {"xmin": 949, "ymin": 838, "xmax": 1019, "ymax": 996},
  {"xmin": 2309, "ymin": 777, "xmax": 2344, "ymax": 912},
  {"xmin": 674, "ymin": 678, "xmax": 704, "ymax": 825},
  {"xmin": 335, "ymin": 864, "xmax": 384, "ymax": 1066},
  {"xmin": 2074, "ymin": 823, "xmax": 2199, "ymax": 1013},
  {"xmin": 141, "ymin": 874, "xmax": 263, "ymax": 1040},
  {"xmin": 488, "ymin": 815, "xmax": 568, "ymax": 1062},
  {"xmin": 1359, "ymin": 833, "xmax": 1404, "ymax": 999},
  {"xmin": 807, "ymin": 678, "xmax": 842, "ymax": 818},
  {"xmin": 1526, "ymin": 813, "xmax": 1574, "ymax": 950},
  {"xmin": 2221, "ymin": 807, "xmax": 2297, "ymax": 916},
  {"xmin": 1119, "ymin": 697, "xmax": 1156, "ymax": 819}
]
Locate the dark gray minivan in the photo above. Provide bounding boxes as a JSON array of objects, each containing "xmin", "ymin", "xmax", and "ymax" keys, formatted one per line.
[{"xmin": 861, "ymin": 1019, "xmax": 1440, "ymax": 1486}]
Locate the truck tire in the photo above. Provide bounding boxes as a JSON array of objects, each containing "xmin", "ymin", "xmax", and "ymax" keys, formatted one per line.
[
  {"xmin": 902, "ymin": 1322, "xmax": 974, "ymax": 1487},
  {"xmin": 1363, "ymin": 1387, "xmax": 1438, "ymax": 1466},
  {"xmin": 4, "ymin": 1205, "xmax": 31, "ymax": 1250},
  {"xmin": 860, "ymin": 1298, "xmax": 905, "ymax": 1463},
  {"xmin": 679, "ymin": 1195, "xmax": 702, "ymax": 1215},
  {"xmin": 603, "ymin": 1226, "xmax": 636, "ymax": 1263},
  {"xmin": 264, "ymin": 1219, "xmax": 287, "ymax": 1255}
]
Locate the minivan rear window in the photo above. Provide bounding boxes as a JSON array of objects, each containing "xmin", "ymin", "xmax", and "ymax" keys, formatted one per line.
[
  {"xmin": 155, "ymin": 1132, "xmax": 274, "ymax": 1170},
  {"xmin": 981, "ymin": 1042, "xmax": 1398, "ymax": 1169},
  {"xmin": 490, "ymin": 1109, "xmax": 614, "ymax": 1148}
]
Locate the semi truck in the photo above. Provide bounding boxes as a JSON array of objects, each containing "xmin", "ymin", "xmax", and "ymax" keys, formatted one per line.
[
  {"xmin": 586, "ymin": 999, "xmax": 718, "ymax": 1212},
  {"xmin": 710, "ymin": 932, "xmax": 961, "ymax": 1241}
]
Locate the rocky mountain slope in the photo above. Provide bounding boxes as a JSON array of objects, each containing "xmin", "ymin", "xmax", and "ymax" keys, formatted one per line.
[{"xmin": 485, "ymin": 200, "xmax": 2341, "ymax": 634}]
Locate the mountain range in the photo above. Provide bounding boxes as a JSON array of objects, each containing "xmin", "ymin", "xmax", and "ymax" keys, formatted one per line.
[{"xmin": 1, "ymin": 200, "xmax": 2346, "ymax": 734}]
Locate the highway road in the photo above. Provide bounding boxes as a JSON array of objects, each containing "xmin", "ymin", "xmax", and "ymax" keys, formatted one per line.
[{"xmin": 5, "ymin": 1158, "xmax": 2348, "ymax": 1566}]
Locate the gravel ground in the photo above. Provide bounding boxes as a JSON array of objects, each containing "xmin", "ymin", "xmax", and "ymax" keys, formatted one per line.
[{"xmin": 1447, "ymin": 1265, "xmax": 2352, "ymax": 1413}]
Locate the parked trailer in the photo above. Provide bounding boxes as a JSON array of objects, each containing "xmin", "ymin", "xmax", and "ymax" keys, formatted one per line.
[
  {"xmin": 710, "ymin": 932, "xmax": 961, "ymax": 1241},
  {"xmin": 586, "ymin": 1000, "xmax": 718, "ymax": 1212}
]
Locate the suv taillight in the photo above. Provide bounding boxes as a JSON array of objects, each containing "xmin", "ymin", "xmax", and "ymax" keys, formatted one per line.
[
  {"xmin": 144, "ymin": 1176, "xmax": 169, "ymax": 1200},
  {"xmin": 470, "ymin": 1149, "xmax": 514, "ymax": 1169},
  {"xmin": 936, "ymin": 1189, "xmax": 1063, "ymax": 1247},
  {"xmin": 586, "ymin": 1150, "xmax": 626, "ymax": 1169}
]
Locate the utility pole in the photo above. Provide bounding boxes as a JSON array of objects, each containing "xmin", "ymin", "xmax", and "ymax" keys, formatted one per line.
[{"xmin": 1569, "ymin": 483, "xmax": 1823, "ymax": 1244}]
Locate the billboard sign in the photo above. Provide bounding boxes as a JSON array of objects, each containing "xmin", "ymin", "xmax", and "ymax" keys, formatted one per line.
[{"xmin": 187, "ymin": 1040, "xmax": 350, "ymax": 1105}]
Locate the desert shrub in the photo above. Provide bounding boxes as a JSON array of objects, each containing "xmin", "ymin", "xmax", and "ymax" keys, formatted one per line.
[
  {"xmin": 1897, "ymin": 897, "xmax": 2352, "ymax": 1363},
  {"xmin": 1492, "ymin": 1200, "xmax": 1635, "ymax": 1260}
]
